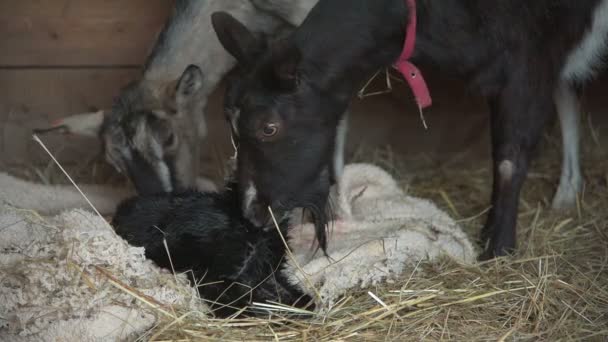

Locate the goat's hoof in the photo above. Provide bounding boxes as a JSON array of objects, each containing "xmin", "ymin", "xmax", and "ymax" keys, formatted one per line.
[
  {"xmin": 551, "ymin": 194, "xmax": 577, "ymax": 211},
  {"xmin": 551, "ymin": 179, "xmax": 583, "ymax": 210}
]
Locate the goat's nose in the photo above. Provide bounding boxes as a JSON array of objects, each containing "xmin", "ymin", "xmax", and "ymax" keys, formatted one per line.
[{"xmin": 243, "ymin": 201, "xmax": 270, "ymax": 228}]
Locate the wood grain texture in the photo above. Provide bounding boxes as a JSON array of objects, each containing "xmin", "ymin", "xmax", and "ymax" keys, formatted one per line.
[
  {"xmin": 0, "ymin": 0, "xmax": 172, "ymax": 66},
  {"xmin": 0, "ymin": 69, "xmax": 137, "ymax": 163}
]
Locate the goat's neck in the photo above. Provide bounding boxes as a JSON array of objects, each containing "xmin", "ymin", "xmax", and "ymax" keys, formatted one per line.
[{"xmin": 294, "ymin": 0, "xmax": 410, "ymax": 96}]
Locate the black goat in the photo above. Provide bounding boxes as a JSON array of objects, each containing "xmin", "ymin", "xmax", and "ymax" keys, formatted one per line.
[{"xmin": 211, "ymin": 0, "xmax": 608, "ymax": 259}]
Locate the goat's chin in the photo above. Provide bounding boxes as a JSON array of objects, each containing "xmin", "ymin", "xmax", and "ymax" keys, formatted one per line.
[{"xmin": 265, "ymin": 193, "xmax": 332, "ymax": 252}]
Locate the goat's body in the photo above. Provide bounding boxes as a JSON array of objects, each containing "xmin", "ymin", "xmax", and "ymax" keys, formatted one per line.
[
  {"xmin": 292, "ymin": 0, "xmax": 605, "ymax": 92},
  {"xmin": 144, "ymin": 0, "xmax": 284, "ymax": 92},
  {"xmin": 112, "ymin": 185, "xmax": 309, "ymax": 317},
  {"xmin": 215, "ymin": 0, "xmax": 608, "ymax": 258},
  {"xmin": 411, "ymin": 2, "xmax": 605, "ymax": 211},
  {"xmin": 311, "ymin": 0, "xmax": 607, "ymax": 257}
]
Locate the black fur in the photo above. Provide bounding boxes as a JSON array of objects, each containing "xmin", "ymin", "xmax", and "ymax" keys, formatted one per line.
[
  {"xmin": 111, "ymin": 182, "xmax": 311, "ymax": 317},
  {"xmin": 212, "ymin": 0, "xmax": 604, "ymax": 259}
]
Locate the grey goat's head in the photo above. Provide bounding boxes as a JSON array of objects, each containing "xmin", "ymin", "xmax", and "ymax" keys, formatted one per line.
[{"xmin": 35, "ymin": 65, "xmax": 207, "ymax": 195}]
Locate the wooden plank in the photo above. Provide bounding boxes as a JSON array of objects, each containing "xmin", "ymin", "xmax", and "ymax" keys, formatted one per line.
[
  {"xmin": 0, "ymin": 69, "xmax": 138, "ymax": 163},
  {"xmin": 0, "ymin": 0, "xmax": 172, "ymax": 66},
  {"xmin": 0, "ymin": 0, "xmax": 172, "ymax": 20},
  {"xmin": 0, "ymin": 0, "xmax": 70, "ymax": 19}
]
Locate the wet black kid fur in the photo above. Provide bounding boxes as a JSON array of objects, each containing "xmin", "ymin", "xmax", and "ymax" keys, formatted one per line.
[{"xmin": 111, "ymin": 181, "xmax": 311, "ymax": 317}]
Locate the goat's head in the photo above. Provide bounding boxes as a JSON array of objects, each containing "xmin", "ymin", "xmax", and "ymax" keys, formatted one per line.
[
  {"xmin": 213, "ymin": 12, "xmax": 348, "ymax": 249},
  {"xmin": 35, "ymin": 65, "xmax": 206, "ymax": 195}
]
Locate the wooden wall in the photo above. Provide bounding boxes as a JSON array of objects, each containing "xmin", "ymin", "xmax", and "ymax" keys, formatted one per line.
[{"xmin": 0, "ymin": 0, "xmax": 172, "ymax": 165}]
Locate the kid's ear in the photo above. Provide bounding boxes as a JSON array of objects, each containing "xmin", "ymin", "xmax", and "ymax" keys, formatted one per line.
[{"xmin": 33, "ymin": 110, "xmax": 106, "ymax": 137}]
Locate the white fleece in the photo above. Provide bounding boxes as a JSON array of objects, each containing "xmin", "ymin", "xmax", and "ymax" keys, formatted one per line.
[
  {"xmin": 0, "ymin": 207, "xmax": 205, "ymax": 342},
  {"xmin": 285, "ymin": 164, "xmax": 477, "ymax": 307}
]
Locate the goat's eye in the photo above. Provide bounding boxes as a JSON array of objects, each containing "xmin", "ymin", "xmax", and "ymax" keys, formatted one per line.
[{"xmin": 262, "ymin": 123, "xmax": 279, "ymax": 137}]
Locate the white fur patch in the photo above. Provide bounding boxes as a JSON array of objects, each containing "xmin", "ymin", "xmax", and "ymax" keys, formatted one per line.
[
  {"xmin": 229, "ymin": 108, "xmax": 240, "ymax": 136},
  {"xmin": 146, "ymin": 136, "xmax": 173, "ymax": 192},
  {"xmin": 499, "ymin": 160, "xmax": 514, "ymax": 182},
  {"xmin": 155, "ymin": 160, "xmax": 173, "ymax": 193},
  {"xmin": 243, "ymin": 182, "xmax": 258, "ymax": 213},
  {"xmin": 333, "ymin": 114, "xmax": 349, "ymax": 181},
  {"xmin": 561, "ymin": 0, "xmax": 608, "ymax": 82},
  {"xmin": 61, "ymin": 110, "xmax": 105, "ymax": 137}
]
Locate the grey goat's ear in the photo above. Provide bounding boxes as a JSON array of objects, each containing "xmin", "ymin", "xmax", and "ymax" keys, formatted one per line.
[
  {"xmin": 33, "ymin": 110, "xmax": 106, "ymax": 137},
  {"xmin": 175, "ymin": 64, "xmax": 204, "ymax": 109}
]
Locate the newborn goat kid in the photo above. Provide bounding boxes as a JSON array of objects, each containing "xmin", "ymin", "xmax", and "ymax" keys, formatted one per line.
[{"xmin": 111, "ymin": 183, "xmax": 310, "ymax": 317}]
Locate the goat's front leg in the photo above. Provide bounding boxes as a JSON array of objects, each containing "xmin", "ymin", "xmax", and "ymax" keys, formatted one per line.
[{"xmin": 480, "ymin": 78, "xmax": 555, "ymax": 259}]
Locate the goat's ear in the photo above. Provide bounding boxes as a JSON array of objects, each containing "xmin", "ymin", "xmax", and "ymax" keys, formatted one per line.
[
  {"xmin": 269, "ymin": 41, "xmax": 302, "ymax": 90},
  {"xmin": 175, "ymin": 64, "xmax": 204, "ymax": 108},
  {"xmin": 211, "ymin": 11, "xmax": 260, "ymax": 65},
  {"xmin": 33, "ymin": 110, "xmax": 105, "ymax": 137}
]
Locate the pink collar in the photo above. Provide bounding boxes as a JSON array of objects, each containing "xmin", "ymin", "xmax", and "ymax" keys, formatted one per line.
[{"xmin": 394, "ymin": 0, "xmax": 432, "ymax": 109}]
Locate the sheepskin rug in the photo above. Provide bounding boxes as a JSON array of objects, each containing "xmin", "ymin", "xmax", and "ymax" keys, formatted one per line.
[
  {"xmin": 0, "ymin": 172, "xmax": 217, "ymax": 216},
  {"xmin": 0, "ymin": 163, "xmax": 476, "ymax": 341},
  {"xmin": 0, "ymin": 172, "xmax": 131, "ymax": 215},
  {"xmin": 286, "ymin": 164, "xmax": 476, "ymax": 307},
  {"xmin": 0, "ymin": 207, "xmax": 204, "ymax": 341}
]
